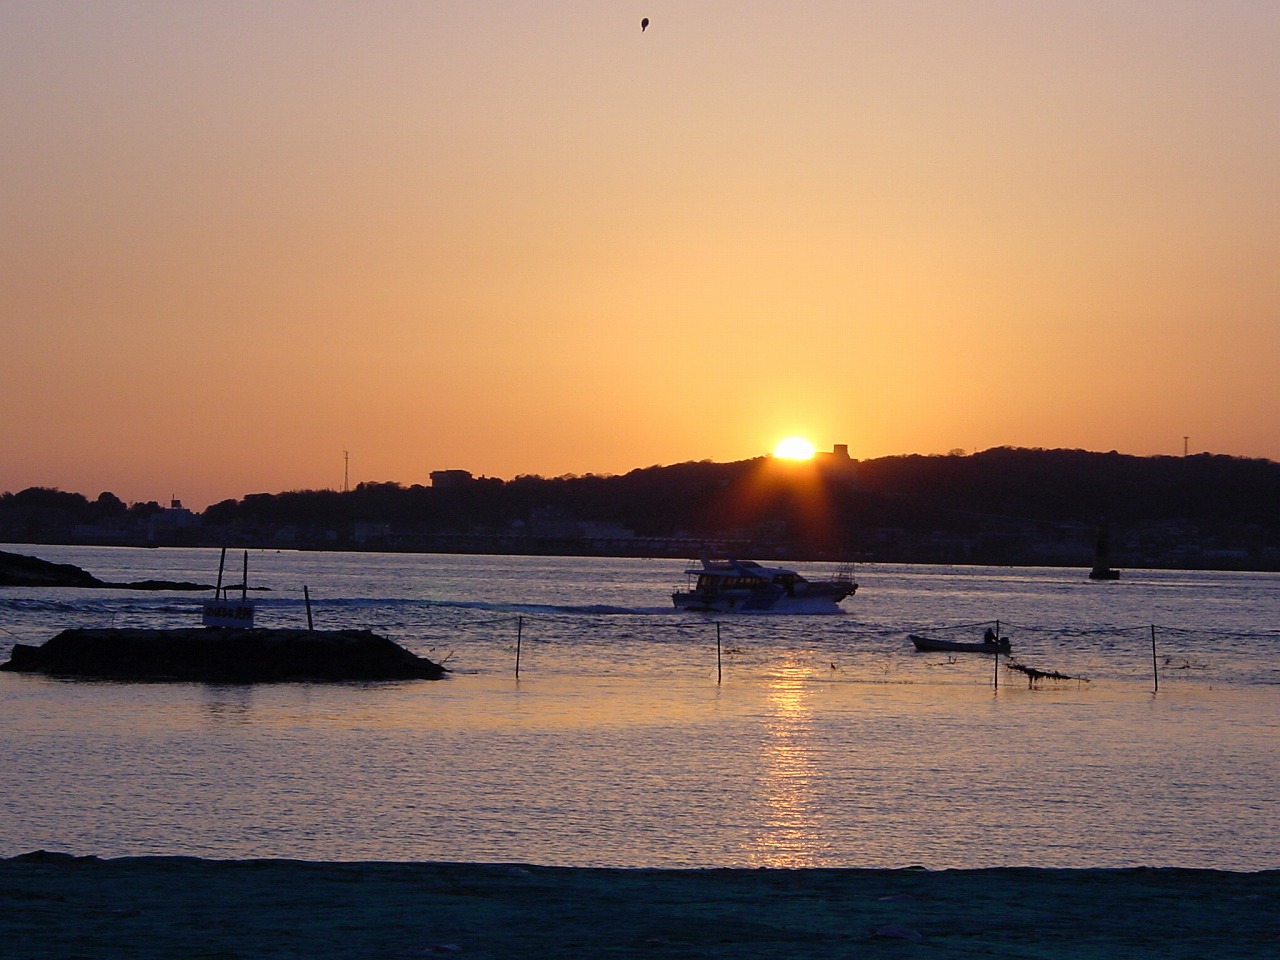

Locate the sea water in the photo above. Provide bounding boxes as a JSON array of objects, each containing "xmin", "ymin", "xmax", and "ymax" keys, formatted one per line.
[{"xmin": 2, "ymin": 545, "xmax": 1277, "ymax": 870}]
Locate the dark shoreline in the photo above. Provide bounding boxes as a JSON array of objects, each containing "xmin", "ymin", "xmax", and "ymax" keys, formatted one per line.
[
  {"xmin": 5, "ymin": 853, "xmax": 1278, "ymax": 959},
  {"xmin": 0, "ymin": 548, "xmax": 212, "ymax": 590},
  {"xmin": 7, "ymin": 540, "xmax": 1280, "ymax": 574}
]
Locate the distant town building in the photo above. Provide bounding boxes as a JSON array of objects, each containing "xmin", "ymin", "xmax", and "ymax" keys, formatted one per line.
[
  {"xmin": 525, "ymin": 506, "xmax": 581, "ymax": 539},
  {"xmin": 525, "ymin": 506, "xmax": 635, "ymax": 541},
  {"xmin": 814, "ymin": 444, "xmax": 855, "ymax": 478},
  {"xmin": 147, "ymin": 500, "xmax": 200, "ymax": 541},
  {"xmin": 430, "ymin": 470, "xmax": 473, "ymax": 489},
  {"xmin": 815, "ymin": 444, "xmax": 851, "ymax": 461},
  {"xmin": 353, "ymin": 522, "xmax": 392, "ymax": 544}
]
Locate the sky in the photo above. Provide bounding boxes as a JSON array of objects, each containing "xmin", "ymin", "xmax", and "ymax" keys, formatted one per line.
[{"xmin": 4, "ymin": 2, "xmax": 1279, "ymax": 509}]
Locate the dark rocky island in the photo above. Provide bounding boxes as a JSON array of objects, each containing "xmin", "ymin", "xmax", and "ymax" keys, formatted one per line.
[
  {"xmin": 1, "ymin": 628, "xmax": 448, "ymax": 682},
  {"xmin": 0, "ymin": 550, "xmax": 212, "ymax": 591}
]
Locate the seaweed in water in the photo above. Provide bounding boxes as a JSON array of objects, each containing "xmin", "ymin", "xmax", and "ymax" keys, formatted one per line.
[{"xmin": 1004, "ymin": 660, "xmax": 1089, "ymax": 687}]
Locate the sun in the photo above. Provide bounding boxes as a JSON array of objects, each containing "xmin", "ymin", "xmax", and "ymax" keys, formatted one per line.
[{"xmin": 772, "ymin": 436, "xmax": 816, "ymax": 460}]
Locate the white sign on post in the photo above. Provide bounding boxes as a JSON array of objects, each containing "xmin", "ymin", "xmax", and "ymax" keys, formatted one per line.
[{"xmin": 202, "ymin": 600, "xmax": 255, "ymax": 628}]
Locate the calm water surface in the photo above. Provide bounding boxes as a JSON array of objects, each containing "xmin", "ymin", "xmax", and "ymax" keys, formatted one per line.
[{"xmin": 2, "ymin": 545, "xmax": 1277, "ymax": 870}]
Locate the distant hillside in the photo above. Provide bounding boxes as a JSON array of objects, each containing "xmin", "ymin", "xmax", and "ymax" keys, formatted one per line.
[{"xmin": 4, "ymin": 448, "xmax": 1279, "ymax": 569}]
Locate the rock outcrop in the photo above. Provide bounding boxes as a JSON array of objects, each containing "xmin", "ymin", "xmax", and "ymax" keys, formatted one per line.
[
  {"xmin": 0, "ymin": 550, "xmax": 213, "ymax": 590},
  {"xmin": 1, "ymin": 628, "xmax": 447, "ymax": 682},
  {"xmin": 1, "ymin": 550, "xmax": 104, "ymax": 587}
]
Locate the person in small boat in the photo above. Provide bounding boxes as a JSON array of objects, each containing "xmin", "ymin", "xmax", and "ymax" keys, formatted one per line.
[{"xmin": 984, "ymin": 627, "xmax": 998, "ymax": 644}]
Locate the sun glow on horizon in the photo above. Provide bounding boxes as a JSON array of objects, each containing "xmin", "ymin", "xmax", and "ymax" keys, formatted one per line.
[
  {"xmin": 772, "ymin": 437, "xmax": 816, "ymax": 461},
  {"xmin": 6, "ymin": 5, "xmax": 1280, "ymax": 509}
]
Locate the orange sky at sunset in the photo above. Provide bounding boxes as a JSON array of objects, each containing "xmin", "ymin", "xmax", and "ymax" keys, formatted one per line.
[{"xmin": 4, "ymin": 2, "xmax": 1278, "ymax": 509}]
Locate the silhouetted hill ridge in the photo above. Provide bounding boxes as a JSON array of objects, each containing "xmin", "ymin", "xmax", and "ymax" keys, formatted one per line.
[{"xmin": 3, "ymin": 448, "xmax": 1278, "ymax": 568}]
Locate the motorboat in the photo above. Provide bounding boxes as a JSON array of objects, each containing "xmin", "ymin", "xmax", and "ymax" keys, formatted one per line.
[
  {"xmin": 909, "ymin": 633, "xmax": 1010, "ymax": 654},
  {"xmin": 672, "ymin": 558, "xmax": 856, "ymax": 613}
]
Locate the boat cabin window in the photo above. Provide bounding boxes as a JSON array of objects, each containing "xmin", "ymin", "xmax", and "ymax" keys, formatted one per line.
[{"xmin": 697, "ymin": 574, "xmax": 766, "ymax": 591}]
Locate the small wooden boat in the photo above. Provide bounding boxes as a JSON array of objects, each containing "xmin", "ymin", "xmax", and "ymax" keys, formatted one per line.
[{"xmin": 909, "ymin": 633, "xmax": 1010, "ymax": 654}]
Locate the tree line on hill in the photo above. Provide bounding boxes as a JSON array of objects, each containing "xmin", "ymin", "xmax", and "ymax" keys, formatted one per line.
[{"xmin": 3, "ymin": 448, "xmax": 1279, "ymax": 568}]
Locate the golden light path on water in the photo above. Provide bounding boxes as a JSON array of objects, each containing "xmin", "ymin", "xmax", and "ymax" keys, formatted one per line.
[{"xmin": 750, "ymin": 665, "xmax": 825, "ymax": 867}]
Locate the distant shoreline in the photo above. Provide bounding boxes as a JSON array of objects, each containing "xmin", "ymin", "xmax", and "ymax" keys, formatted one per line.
[
  {"xmin": 6, "ymin": 538, "xmax": 1280, "ymax": 574},
  {"xmin": 8, "ymin": 449, "xmax": 1280, "ymax": 570},
  {"xmin": 5, "ymin": 853, "xmax": 1278, "ymax": 959}
]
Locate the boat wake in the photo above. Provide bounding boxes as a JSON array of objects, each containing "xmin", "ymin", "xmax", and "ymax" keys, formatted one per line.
[{"xmin": 430, "ymin": 600, "xmax": 673, "ymax": 617}]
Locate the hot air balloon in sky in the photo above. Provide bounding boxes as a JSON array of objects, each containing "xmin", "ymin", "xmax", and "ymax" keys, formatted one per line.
[{"xmin": 641, "ymin": 18, "xmax": 649, "ymax": 32}]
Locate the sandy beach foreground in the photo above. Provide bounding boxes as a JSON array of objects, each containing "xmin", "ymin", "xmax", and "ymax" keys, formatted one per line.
[{"xmin": 3, "ymin": 854, "xmax": 1277, "ymax": 959}]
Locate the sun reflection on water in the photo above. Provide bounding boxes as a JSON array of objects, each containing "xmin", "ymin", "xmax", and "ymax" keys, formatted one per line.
[{"xmin": 747, "ymin": 665, "xmax": 831, "ymax": 867}]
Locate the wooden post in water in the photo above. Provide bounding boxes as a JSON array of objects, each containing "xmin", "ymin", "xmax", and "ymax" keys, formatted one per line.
[
  {"xmin": 1151, "ymin": 624, "xmax": 1159, "ymax": 692},
  {"xmin": 241, "ymin": 551, "xmax": 248, "ymax": 601},
  {"xmin": 303, "ymin": 585, "xmax": 314, "ymax": 630},
  {"xmin": 716, "ymin": 623, "xmax": 722, "ymax": 684},
  {"xmin": 215, "ymin": 547, "xmax": 227, "ymax": 599},
  {"xmin": 515, "ymin": 616, "xmax": 523, "ymax": 679},
  {"xmin": 992, "ymin": 619, "xmax": 1000, "ymax": 691}
]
